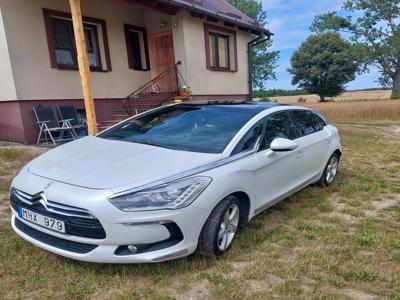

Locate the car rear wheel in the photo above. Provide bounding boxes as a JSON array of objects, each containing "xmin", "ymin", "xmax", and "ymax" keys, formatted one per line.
[
  {"xmin": 196, "ymin": 195, "xmax": 240, "ymax": 257},
  {"xmin": 317, "ymin": 153, "xmax": 340, "ymax": 187}
]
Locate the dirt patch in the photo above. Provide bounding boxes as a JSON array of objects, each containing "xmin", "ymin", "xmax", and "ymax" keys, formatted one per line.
[
  {"xmin": 326, "ymin": 198, "xmax": 358, "ymax": 223},
  {"xmin": 264, "ymin": 210, "xmax": 286, "ymax": 232},
  {"xmin": 175, "ymin": 280, "xmax": 210, "ymax": 300},
  {"xmin": 344, "ymin": 288, "xmax": 375, "ymax": 300},
  {"xmin": 372, "ymin": 198, "xmax": 398, "ymax": 211},
  {"xmin": 387, "ymin": 125, "xmax": 400, "ymax": 138},
  {"xmin": 246, "ymin": 274, "xmax": 283, "ymax": 293}
]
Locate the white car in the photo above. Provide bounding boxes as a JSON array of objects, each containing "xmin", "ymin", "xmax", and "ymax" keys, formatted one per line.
[{"xmin": 10, "ymin": 101, "xmax": 341, "ymax": 263}]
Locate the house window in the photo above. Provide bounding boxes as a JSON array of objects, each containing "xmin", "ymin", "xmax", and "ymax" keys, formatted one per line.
[
  {"xmin": 209, "ymin": 32, "xmax": 230, "ymax": 69},
  {"xmin": 43, "ymin": 9, "xmax": 112, "ymax": 72},
  {"xmin": 204, "ymin": 23, "xmax": 237, "ymax": 72},
  {"xmin": 124, "ymin": 24, "xmax": 150, "ymax": 71}
]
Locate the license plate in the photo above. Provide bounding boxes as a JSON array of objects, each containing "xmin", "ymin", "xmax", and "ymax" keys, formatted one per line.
[{"xmin": 17, "ymin": 207, "xmax": 65, "ymax": 233}]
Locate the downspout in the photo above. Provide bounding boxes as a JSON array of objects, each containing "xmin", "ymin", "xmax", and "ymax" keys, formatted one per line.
[{"xmin": 247, "ymin": 35, "xmax": 270, "ymax": 101}]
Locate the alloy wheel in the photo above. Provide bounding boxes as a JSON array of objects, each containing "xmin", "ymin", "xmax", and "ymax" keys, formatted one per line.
[
  {"xmin": 326, "ymin": 155, "xmax": 338, "ymax": 184},
  {"xmin": 217, "ymin": 204, "xmax": 239, "ymax": 252}
]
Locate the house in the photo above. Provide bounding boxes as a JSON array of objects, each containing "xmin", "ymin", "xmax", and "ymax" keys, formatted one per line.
[{"xmin": 0, "ymin": 0, "xmax": 271, "ymax": 144}]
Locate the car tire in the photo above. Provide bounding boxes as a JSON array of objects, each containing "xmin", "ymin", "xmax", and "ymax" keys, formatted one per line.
[
  {"xmin": 317, "ymin": 153, "xmax": 340, "ymax": 187},
  {"xmin": 196, "ymin": 195, "xmax": 241, "ymax": 257}
]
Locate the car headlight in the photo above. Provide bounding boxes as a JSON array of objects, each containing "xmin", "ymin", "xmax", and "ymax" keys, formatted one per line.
[{"xmin": 109, "ymin": 177, "xmax": 212, "ymax": 212}]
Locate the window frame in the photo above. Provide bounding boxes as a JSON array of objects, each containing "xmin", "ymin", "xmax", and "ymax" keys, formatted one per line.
[
  {"xmin": 230, "ymin": 110, "xmax": 300, "ymax": 156},
  {"xmin": 204, "ymin": 23, "xmax": 238, "ymax": 72},
  {"xmin": 260, "ymin": 111, "xmax": 300, "ymax": 151},
  {"xmin": 43, "ymin": 8, "xmax": 112, "ymax": 72},
  {"xmin": 208, "ymin": 31, "xmax": 231, "ymax": 70},
  {"xmin": 124, "ymin": 24, "xmax": 150, "ymax": 71}
]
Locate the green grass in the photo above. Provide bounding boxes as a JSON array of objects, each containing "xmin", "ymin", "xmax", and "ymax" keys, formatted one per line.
[{"xmin": 1, "ymin": 119, "xmax": 400, "ymax": 299}]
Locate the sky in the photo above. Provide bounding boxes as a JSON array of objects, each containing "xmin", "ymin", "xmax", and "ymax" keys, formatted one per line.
[{"xmin": 262, "ymin": 0, "xmax": 381, "ymax": 90}]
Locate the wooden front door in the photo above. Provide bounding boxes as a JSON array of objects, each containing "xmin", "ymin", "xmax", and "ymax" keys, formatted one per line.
[{"xmin": 148, "ymin": 31, "xmax": 176, "ymax": 91}]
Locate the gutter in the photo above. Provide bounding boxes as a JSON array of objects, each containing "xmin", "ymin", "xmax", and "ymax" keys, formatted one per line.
[{"xmin": 248, "ymin": 35, "xmax": 270, "ymax": 101}]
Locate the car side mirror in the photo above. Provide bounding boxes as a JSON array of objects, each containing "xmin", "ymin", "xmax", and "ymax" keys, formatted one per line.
[{"xmin": 270, "ymin": 138, "xmax": 298, "ymax": 152}]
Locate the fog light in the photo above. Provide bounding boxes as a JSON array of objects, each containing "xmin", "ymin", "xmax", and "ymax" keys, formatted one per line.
[{"xmin": 127, "ymin": 244, "xmax": 138, "ymax": 254}]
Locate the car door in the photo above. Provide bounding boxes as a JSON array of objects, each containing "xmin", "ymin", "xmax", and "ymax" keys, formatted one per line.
[
  {"xmin": 254, "ymin": 111, "xmax": 311, "ymax": 211},
  {"xmin": 290, "ymin": 110, "xmax": 331, "ymax": 182}
]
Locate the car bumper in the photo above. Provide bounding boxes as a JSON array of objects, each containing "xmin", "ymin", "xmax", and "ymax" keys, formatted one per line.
[
  {"xmin": 10, "ymin": 175, "xmax": 210, "ymax": 263},
  {"xmin": 11, "ymin": 202, "xmax": 208, "ymax": 263}
]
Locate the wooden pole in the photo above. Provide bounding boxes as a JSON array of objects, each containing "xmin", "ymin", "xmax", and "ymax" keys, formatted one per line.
[{"xmin": 69, "ymin": 0, "xmax": 98, "ymax": 135}]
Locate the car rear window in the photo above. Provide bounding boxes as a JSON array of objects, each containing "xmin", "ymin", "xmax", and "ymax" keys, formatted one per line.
[
  {"xmin": 98, "ymin": 105, "xmax": 255, "ymax": 153},
  {"xmin": 291, "ymin": 110, "xmax": 324, "ymax": 136}
]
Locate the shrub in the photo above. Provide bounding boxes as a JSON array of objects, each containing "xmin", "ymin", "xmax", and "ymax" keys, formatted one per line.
[{"xmin": 297, "ymin": 97, "xmax": 307, "ymax": 103}]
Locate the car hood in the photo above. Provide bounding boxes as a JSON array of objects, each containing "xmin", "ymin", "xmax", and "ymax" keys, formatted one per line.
[{"xmin": 28, "ymin": 136, "xmax": 224, "ymax": 192}]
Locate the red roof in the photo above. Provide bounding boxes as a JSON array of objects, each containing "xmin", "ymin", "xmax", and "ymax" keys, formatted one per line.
[{"xmin": 163, "ymin": 0, "xmax": 271, "ymax": 35}]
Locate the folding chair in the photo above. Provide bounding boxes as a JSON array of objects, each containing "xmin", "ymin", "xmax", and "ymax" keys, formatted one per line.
[
  {"xmin": 57, "ymin": 106, "xmax": 87, "ymax": 136},
  {"xmin": 33, "ymin": 106, "xmax": 77, "ymax": 145}
]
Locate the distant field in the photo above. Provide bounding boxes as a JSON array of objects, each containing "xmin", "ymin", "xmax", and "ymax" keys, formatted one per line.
[
  {"xmin": 299, "ymin": 100, "xmax": 400, "ymax": 122},
  {"xmin": 265, "ymin": 89, "xmax": 392, "ymax": 103}
]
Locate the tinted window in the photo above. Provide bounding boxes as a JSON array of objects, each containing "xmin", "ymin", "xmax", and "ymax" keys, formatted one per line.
[
  {"xmin": 99, "ymin": 106, "xmax": 255, "ymax": 153},
  {"xmin": 292, "ymin": 110, "xmax": 323, "ymax": 136},
  {"xmin": 231, "ymin": 122, "xmax": 263, "ymax": 155},
  {"xmin": 314, "ymin": 113, "xmax": 327, "ymax": 128},
  {"xmin": 263, "ymin": 112, "xmax": 298, "ymax": 149}
]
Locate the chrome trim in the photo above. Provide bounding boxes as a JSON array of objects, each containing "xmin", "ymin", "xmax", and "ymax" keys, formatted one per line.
[
  {"xmin": 151, "ymin": 249, "xmax": 189, "ymax": 262},
  {"xmin": 110, "ymin": 136, "xmax": 262, "ymax": 199},
  {"xmin": 121, "ymin": 220, "xmax": 172, "ymax": 226},
  {"xmin": 13, "ymin": 189, "xmax": 95, "ymax": 219}
]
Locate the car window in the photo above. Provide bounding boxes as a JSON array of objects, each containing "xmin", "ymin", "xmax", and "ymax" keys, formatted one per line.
[
  {"xmin": 99, "ymin": 105, "xmax": 256, "ymax": 153},
  {"xmin": 291, "ymin": 110, "xmax": 323, "ymax": 136},
  {"xmin": 313, "ymin": 112, "xmax": 327, "ymax": 128},
  {"xmin": 231, "ymin": 122, "xmax": 264, "ymax": 155},
  {"xmin": 262, "ymin": 112, "xmax": 298, "ymax": 150}
]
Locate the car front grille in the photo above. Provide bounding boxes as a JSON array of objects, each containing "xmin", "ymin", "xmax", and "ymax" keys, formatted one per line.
[
  {"xmin": 14, "ymin": 218, "xmax": 98, "ymax": 254},
  {"xmin": 10, "ymin": 189, "xmax": 106, "ymax": 239}
]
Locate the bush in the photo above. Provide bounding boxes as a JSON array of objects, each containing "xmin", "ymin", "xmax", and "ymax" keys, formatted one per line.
[
  {"xmin": 297, "ymin": 97, "xmax": 307, "ymax": 103},
  {"xmin": 253, "ymin": 89, "xmax": 309, "ymax": 98}
]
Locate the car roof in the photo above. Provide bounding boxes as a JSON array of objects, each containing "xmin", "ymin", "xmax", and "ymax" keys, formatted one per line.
[{"xmin": 175, "ymin": 101, "xmax": 283, "ymax": 115}]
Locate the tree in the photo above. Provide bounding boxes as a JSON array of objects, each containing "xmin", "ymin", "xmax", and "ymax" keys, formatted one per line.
[
  {"xmin": 227, "ymin": 0, "xmax": 279, "ymax": 89},
  {"xmin": 288, "ymin": 32, "xmax": 358, "ymax": 102},
  {"xmin": 310, "ymin": 0, "xmax": 400, "ymax": 99}
]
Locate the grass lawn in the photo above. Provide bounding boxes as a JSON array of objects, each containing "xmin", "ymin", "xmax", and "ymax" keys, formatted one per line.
[{"xmin": 0, "ymin": 100, "xmax": 399, "ymax": 300}]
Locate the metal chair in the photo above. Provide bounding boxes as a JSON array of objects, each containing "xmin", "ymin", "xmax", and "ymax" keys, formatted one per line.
[
  {"xmin": 33, "ymin": 106, "xmax": 77, "ymax": 145},
  {"xmin": 57, "ymin": 106, "xmax": 87, "ymax": 136}
]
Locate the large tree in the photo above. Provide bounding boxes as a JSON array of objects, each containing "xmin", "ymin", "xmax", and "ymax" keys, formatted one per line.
[
  {"xmin": 310, "ymin": 0, "xmax": 400, "ymax": 99},
  {"xmin": 288, "ymin": 32, "xmax": 358, "ymax": 102},
  {"xmin": 227, "ymin": 0, "xmax": 279, "ymax": 89}
]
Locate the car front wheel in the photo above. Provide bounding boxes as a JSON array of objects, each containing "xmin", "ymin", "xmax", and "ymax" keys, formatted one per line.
[{"xmin": 196, "ymin": 195, "xmax": 240, "ymax": 257}]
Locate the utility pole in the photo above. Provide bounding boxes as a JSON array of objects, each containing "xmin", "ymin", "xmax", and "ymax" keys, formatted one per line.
[{"xmin": 69, "ymin": 0, "xmax": 98, "ymax": 135}]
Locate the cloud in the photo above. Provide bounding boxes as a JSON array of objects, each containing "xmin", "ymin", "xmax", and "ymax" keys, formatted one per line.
[{"xmin": 261, "ymin": 0, "xmax": 380, "ymax": 90}]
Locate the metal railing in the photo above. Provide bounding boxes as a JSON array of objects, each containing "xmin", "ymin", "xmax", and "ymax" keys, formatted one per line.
[{"xmin": 123, "ymin": 64, "xmax": 186, "ymax": 115}]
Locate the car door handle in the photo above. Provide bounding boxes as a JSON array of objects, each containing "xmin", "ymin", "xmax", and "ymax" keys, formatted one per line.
[{"xmin": 295, "ymin": 150, "xmax": 305, "ymax": 158}]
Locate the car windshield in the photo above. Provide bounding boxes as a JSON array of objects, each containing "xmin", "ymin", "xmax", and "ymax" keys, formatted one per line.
[{"xmin": 98, "ymin": 105, "xmax": 255, "ymax": 153}]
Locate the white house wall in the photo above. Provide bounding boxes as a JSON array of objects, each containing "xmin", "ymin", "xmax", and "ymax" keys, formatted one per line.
[
  {"xmin": 0, "ymin": 0, "xmax": 150, "ymax": 101},
  {"xmin": 0, "ymin": 6, "xmax": 17, "ymax": 100},
  {"xmin": 181, "ymin": 11, "xmax": 251, "ymax": 96},
  {"xmin": 0, "ymin": 0, "xmax": 251, "ymax": 101}
]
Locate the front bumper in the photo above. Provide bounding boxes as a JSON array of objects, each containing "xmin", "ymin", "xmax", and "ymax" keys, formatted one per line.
[{"xmin": 10, "ymin": 174, "xmax": 210, "ymax": 263}]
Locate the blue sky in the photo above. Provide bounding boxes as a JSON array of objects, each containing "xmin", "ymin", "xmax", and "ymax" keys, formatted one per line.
[{"xmin": 262, "ymin": 0, "xmax": 381, "ymax": 90}]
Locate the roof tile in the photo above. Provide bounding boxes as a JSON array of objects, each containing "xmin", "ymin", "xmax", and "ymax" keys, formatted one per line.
[{"xmin": 182, "ymin": 0, "xmax": 256, "ymax": 25}]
